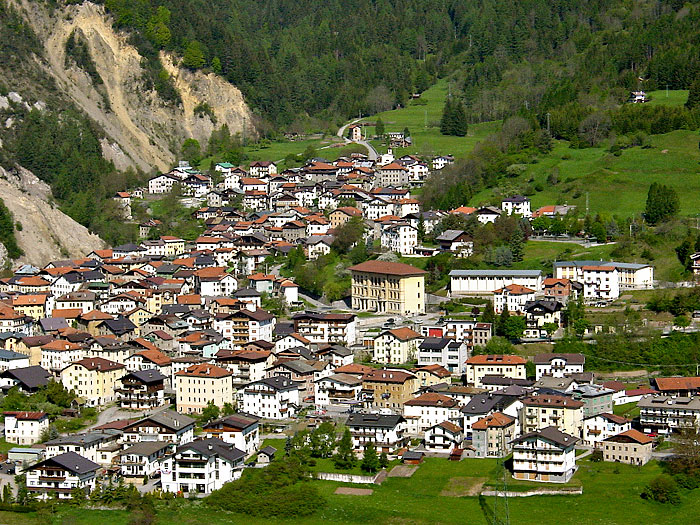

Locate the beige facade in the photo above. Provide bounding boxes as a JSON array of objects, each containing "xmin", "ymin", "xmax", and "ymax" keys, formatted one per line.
[
  {"xmin": 521, "ymin": 395, "xmax": 584, "ymax": 437},
  {"xmin": 464, "ymin": 355, "xmax": 527, "ymax": 388},
  {"xmin": 176, "ymin": 364, "xmax": 233, "ymax": 414},
  {"xmin": 349, "ymin": 261, "xmax": 426, "ymax": 316},
  {"xmin": 373, "ymin": 327, "xmax": 422, "ymax": 364},
  {"xmin": 362, "ymin": 369, "xmax": 419, "ymax": 410},
  {"xmin": 60, "ymin": 358, "xmax": 125, "ymax": 406},
  {"xmin": 603, "ymin": 430, "xmax": 653, "ymax": 466}
]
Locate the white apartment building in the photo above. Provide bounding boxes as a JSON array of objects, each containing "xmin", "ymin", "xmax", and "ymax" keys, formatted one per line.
[
  {"xmin": 380, "ymin": 223, "xmax": 418, "ymax": 255},
  {"xmin": 160, "ymin": 438, "xmax": 245, "ymax": 495},
  {"xmin": 501, "ymin": 195, "xmax": 531, "ymax": 217},
  {"xmin": 533, "ymin": 353, "xmax": 585, "ymax": 380},
  {"xmin": 450, "ymin": 270, "xmax": 543, "ymax": 296},
  {"xmin": 493, "ymin": 284, "xmax": 536, "ymax": 314},
  {"xmin": 241, "ymin": 376, "xmax": 300, "ymax": 420},
  {"xmin": 403, "ymin": 393, "xmax": 461, "ymax": 435},
  {"xmin": 512, "ymin": 427, "xmax": 578, "ymax": 483},
  {"xmin": 553, "ymin": 261, "xmax": 654, "ymax": 294},
  {"xmin": 4, "ymin": 411, "xmax": 48, "ymax": 445}
]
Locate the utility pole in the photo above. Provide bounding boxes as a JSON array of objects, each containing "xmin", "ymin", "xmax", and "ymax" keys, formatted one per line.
[
  {"xmin": 586, "ymin": 192, "xmax": 589, "ymax": 216},
  {"xmin": 546, "ymin": 112, "xmax": 551, "ymax": 134}
]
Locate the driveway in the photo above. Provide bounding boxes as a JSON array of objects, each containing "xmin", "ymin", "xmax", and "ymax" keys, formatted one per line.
[
  {"xmin": 337, "ymin": 118, "xmax": 378, "ymax": 160},
  {"xmin": 87, "ymin": 404, "xmax": 171, "ymax": 430}
]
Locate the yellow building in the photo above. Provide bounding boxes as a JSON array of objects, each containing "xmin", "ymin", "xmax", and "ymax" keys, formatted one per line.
[
  {"xmin": 362, "ymin": 369, "xmax": 419, "ymax": 410},
  {"xmin": 60, "ymin": 357, "xmax": 125, "ymax": 407},
  {"xmin": 373, "ymin": 327, "xmax": 422, "ymax": 364},
  {"xmin": 175, "ymin": 363, "xmax": 233, "ymax": 414},
  {"xmin": 349, "ymin": 261, "xmax": 426, "ymax": 316},
  {"xmin": 464, "ymin": 354, "xmax": 527, "ymax": 388},
  {"xmin": 12, "ymin": 295, "xmax": 48, "ymax": 320},
  {"xmin": 521, "ymin": 394, "xmax": 584, "ymax": 436},
  {"xmin": 160, "ymin": 236, "xmax": 186, "ymax": 257}
]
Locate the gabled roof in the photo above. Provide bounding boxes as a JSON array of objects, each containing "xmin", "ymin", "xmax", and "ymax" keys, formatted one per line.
[
  {"xmin": 604, "ymin": 429, "xmax": 653, "ymax": 445},
  {"xmin": 125, "ymin": 410, "xmax": 195, "ymax": 432},
  {"xmin": 513, "ymin": 426, "xmax": 578, "ymax": 448},
  {"xmin": 404, "ymin": 392, "xmax": 457, "ymax": 408},
  {"xmin": 472, "ymin": 412, "xmax": 515, "ymax": 430},
  {"xmin": 533, "ymin": 353, "xmax": 585, "ymax": 365},
  {"xmin": 466, "ymin": 355, "xmax": 527, "ymax": 365},
  {"xmin": 363, "ymin": 369, "xmax": 415, "ymax": 384},
  {"xmin": 382, "ymin": 327, "xmax": 422, "ymax": 341},
  {"xmin": 346, "ymin": 413, "xmax": 405, "ymax": 429},
  {"xmin": 28, "ymin": 451, "xmax": 99, "ymax": 475},
  {"xmin": 348, "ymin": 260, "xmax": 426, "ymax": 276},
  {"xmin": 176, "ymin": 363, "xmax": 231, "ymax": 378}
]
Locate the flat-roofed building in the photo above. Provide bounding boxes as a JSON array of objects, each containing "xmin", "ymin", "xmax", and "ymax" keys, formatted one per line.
[{"xmin": 450, "ymin": 270, "xmax": 543, "ymax": 296}]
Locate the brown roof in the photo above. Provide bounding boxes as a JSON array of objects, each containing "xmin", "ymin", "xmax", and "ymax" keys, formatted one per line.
[
  {"xmin": 606, "ymin": 429, "xmax": 653, "ymax": 445},
  {"xmin": 582, "ymin": 265, "xmax": 615, "ymax": 272},
  {"xmin": 414, "ymin": 364, "xmax": 451, "ymax": 378},
  {"xmin": 176, "ymin": 363, "xmax": 231, "ymax": 378},
  {"xmin": 654, "ymin": 376, "xmax": 700, "ymax": 392},
  {"xmin": 493, "ymin": 284, "xmax": 535, "ymax": 295},
  {"xmin": 522, "ymin": 394, "xmax": 584, "ymax": 409},
  {"xmin": 436, "ymin": 421, "xmax": 463, "ymax": 434},
  {"xmin": 404, "ymin": 393, "xmax": 457, "ymax": 407},
  {"xmin": 51, "ymin": 308, "xmax": 83, "ymax": 319},
  {"xmin": 72, "ymin": 357, "xmax": 124, "ymax": 372},
  {"xmin": 348, "ymin": 260, "xmax": 427, "ymax": 276},
  {"xmin": 4, "ymin": 411, "xmax": 47, "ymax": 420},
  {"xmin": 42, "ymin": 340, "xmax": 82, "ymax": 351},
  {"xmin": 133, "ymin": 349, "xmax": 171, "ymax": 366},
  {"xmin": 12, "ymin": 295, "xmax": 48, "ymax": 306},
  {"xmin": 472, "ymin": 412, "xmax": 515, "ymax": 430},
  {"xmin": 334, "ymin": 363, "xmax": 374, "ymax": 376},
  {"xmin": 385, "ymin": 327, "xmax": 422, "ymax": 341},
  {"xmin": 363, "ymin": 369, "xmax": 415, "ymax": 384},
  {"xmin": 466, "ymin": 354, "xmax": 527, "ymax": 365},
  {"xmin": 598, "ymin": 412, "xmax": 630, "ymax": 425}
]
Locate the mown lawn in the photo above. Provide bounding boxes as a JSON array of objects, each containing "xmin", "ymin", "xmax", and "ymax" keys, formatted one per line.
[{"xmin": 645, "ymin": 89, "xmax": 689, "ymax": 107}]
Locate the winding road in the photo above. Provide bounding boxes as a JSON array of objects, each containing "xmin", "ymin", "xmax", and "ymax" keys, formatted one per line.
[{"xmin": 337, "ymin": 118, "xmax": 379, "ymax": 161}]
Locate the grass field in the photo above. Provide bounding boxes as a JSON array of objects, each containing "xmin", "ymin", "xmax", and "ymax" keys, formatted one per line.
[
  {"xmin": 358, "ymin": 79, "xmax": 502, "ymax": 158},
  {"xmin": 469, "ymin": 130, "xmax": 700, "ymax": 218},
  {"xmin": 645, "ymin": 89, "xmax": 689, "ymax": 107},
  {"xmin": 10, "ymin": 457, "xmax": 700, "ymax": 524}
]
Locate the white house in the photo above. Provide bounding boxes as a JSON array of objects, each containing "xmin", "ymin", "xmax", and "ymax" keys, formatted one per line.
[
  {"xmin": 380, "ymin": 223, "xmax": 418, "ymax": 255},
  {"xmin": 26, "ymin": 452, "xmax": 100, "ymax": 500},
  {"xmin": 160, "ymin": 438, "xmax": 245, "ymax": 495},
  {"xmin": 553, "ymin": 261, "xmax": 654, "ymax": 292},
  {"xmin": 534, "ymin": 353, "xmax": 585, "ymax": 380},
  {"xmin": 345, "ymin": 413, "xmax": 408, "ymax": 453},
  {"xmin": 501, "ymin": 195, "xmax": 531, "ymax": 217},
  {"xmin": 119, "ymin": 441, "xmax": 172, "ymax": 479},
  {"xmin": 314, "ymin": 373, "xmax": 363, "ymax": 406},
  {"xmin": 450, "ymin": 270, "xmax": 543, "ymax": 296},
  {"xmin": 416, "ymin": 338, "xmax": 468, "ymax": 374},
  {"xmin": 201, "ymin": 413, "xmax": 260, "ymax": 456},
  {"xmin": 403, "ymin": 393, "xmax": 461, "ymax": 435},
  {"xmin": 3, "ymin": 411, "xmax": 49, "ymax": 445},
  {"xmin": 240, "ymin": 376, "xmax": 300, "ymax": 420},
  {"xmin": 582, "ymin": 413, "xmax": 631, "ymax": 448},
  {"xmin": 493, "ymin": 284, "xmax": 536, "ymax": 314},
  {"xmin": 512, "ymin": 426, "xmax": 578, "ymax": 483},
  {"xmin": 424, "ymin": 421, "xmax": 464, "ymax": 452},
  {"xmin": 148, "ymin": 174, "xmax": 179, "ymax": 194}
]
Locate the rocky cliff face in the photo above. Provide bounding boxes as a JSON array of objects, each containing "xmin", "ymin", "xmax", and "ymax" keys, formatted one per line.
[
  {"xmin": 11, "ymin": 0, "xmax": 253, "ymax": 172},
  {"xmin": 0, "ymin": 166, "xmax": 105, "ymax": 266}
]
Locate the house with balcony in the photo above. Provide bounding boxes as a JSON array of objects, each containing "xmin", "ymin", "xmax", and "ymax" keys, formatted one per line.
[
  {"xmin": 119, "ymin": 441, "xmax": 173, "ymax": 480},
  {"xmin": 240, "ymin": 376, "xmax": 300, "ymax": 420},
  {"xmin": 521, "ymin": 395, "xmax": 584, "ymax": 437},
  {"xmin": 424, "ymin": 421, "xmax": 463, "ymax": 452},
  {"xmin": 117, "ymin": 369, "xmax": 166, "ymax": 410},
  {"xmin": 465, "ymin": 355, "xmax": 527, "ymax": 388},
  {"xmin": 534, "ymin": 353, "xmax": 585, "ymax": 380},
  {"xmin": 201, "ymin": 413, "xmax": 260, "ymax": 456},
  {"xmin": 582, "ymin": 413, "xmax": 631, "ymax": 447},
  {"xmin": 160, "ymin": 438, "xmax": 246, "ymax": 495},
  {"xmin": 345, "ymin": 413, "xmax": 408, "ymax": 453},
  {"xmin": 638, "ymin": 395, "xmax": 700, "ymax": 434},
  {"xmin": 314, "ymin": 373, "xmax": 363, "ymax": 407},
  {"xmin": 603, "ymin": 429, "xmax": 654, "ymax": 466},
  {"xmin": 121, "ymin": 411, "xmax": 196, "ymax": 445},
  {"xmin": 403, "ymin": 393, "xmax": 461, "ymax": 435},
  {"xmin": 291, "ymin": 312, "xmax": 357, "ymax": 345},
  {"xmin": 512, "ymin": 426, "xmax": 578, "ymax": 483},
  {"xmin": 25, "ymin": 451, "xmax": 100, "ymax": 500}
]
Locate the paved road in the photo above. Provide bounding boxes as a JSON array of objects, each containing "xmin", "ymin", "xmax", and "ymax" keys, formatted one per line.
[
  {"xmin": 336, "ymin": 118, "xmax": 379, "ymax": 161},
  {"xmin": 88, "ymin": 403, "xmax": 171, "ymax": 430}
]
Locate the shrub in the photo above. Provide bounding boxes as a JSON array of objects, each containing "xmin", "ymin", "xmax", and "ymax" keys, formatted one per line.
[{"xmin": 641, "ymin": 474, "xmax": 680, "ymax": 504}]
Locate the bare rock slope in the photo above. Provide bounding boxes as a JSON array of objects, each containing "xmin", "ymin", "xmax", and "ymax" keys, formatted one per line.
[
  {"xmin": 0, "ymin": 166, "xmax": 105, "ymax": 266},
  {"xmin": 13, "ymin": 0, "xmax": 253, "ymax": 172}
]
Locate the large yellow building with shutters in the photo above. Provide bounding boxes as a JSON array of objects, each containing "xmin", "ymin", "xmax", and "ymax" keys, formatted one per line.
[{"xmin": 349, "ymin": 261, "xmax": 426, "ymax": 316}]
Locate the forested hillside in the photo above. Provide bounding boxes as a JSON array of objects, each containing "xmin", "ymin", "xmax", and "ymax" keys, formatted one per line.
[{"xmin": 99, "ymin": 0, "xmax": 700, "ymax": 130}]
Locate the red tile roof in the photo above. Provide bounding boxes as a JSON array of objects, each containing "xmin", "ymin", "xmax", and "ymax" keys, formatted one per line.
[
  {"xmin": 348, "ymin": 260, "xmax": 427, "ymax": 276},
  {"xmin": 465, "ymin": 355, "xmax": 527, "ymax": 365}
]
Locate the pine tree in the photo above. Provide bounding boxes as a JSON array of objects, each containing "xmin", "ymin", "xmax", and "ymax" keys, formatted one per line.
[
  {"xmin": 375, "ymin": 117, "xmax": 385, "ymax": 137},
  {"xmin": 379, "ymin": 452, "xmax": 389, "ymax": 469},
  {"xmin": 509, "ymin": 227, "xmax": 525, "ymax": 262},
  {"xmin": 440, "ymin": 97, "xmax": 454, "ymax": 135},
  {"xmin": 361, "ymin": 443, "xmax": 379, "ymax": 473},
  {"xmin": 417, "ymin": 214, "xmax": 426, "ymax": 242},
  {"xmin": 452, "ymin": 100, "xmax": 468, "ymax": 137},
  {"xmin": 685, "ymin": 78, "xmax": 700, "ymax": 110},
  {"xmin": 333, "ymin": 429, "xmax": 356, "ymax": 470}
]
